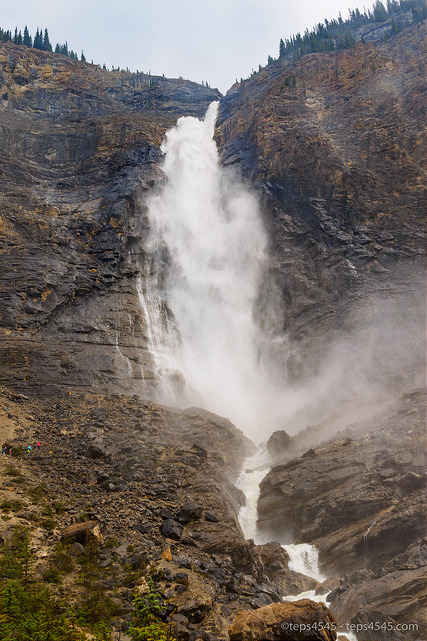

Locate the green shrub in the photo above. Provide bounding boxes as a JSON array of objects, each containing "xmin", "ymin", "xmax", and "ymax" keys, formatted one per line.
[
  {"xmin": 28, "ymin": 484, "xmax": 46, "ymax": 503},
  {"xmin": 0, "ymin": 527, "xmax": 84, "ymax": 640},
  {"xmin": 4, "ymin": 463, "xmax": 21, "ymax": 478},
  {"xmin": 128, "ymin": 578, "xmax": 173, "ymax": 641},
  {"xmin": 0, "ymin": 580, "xmax": 85, "ymax": 640}
]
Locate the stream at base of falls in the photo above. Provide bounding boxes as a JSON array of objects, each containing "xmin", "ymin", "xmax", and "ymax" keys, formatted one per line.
[{"xmin": 236, "ymin": 450, "xmax": 358, "ymax": 641}]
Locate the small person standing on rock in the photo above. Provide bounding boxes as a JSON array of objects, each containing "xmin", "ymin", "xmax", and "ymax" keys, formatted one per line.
[
  {"xmin": 1, "ymin": 446, "xmax": 6, "ymax": 456},
  {"xmin": 27, "ymin": 445, "xmax": 32, "ymax": 454}
]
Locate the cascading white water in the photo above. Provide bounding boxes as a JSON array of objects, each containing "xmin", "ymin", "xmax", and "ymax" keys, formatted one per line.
[
  {"xmin": 283, "ymin": 543, "xmax": 325, "ymax": 582},
  {"xmin": 236, "ymin": 449, "xmax": 271, "ymax": 542},
  {"xmin": 140, "ymin": 101, "xmax": 284, "ymax": 439}
]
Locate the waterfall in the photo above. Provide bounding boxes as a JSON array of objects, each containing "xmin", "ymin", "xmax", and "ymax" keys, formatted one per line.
[
  {"xmin": 138, "ymin": 102, "xmax": 359, "ymax": 641},
  {"xmin": 139, "ymin": 101, "xmax": 283, "ymax": 440},
  {"xmin": 236, "ymin": 449, "xmax": 271, "ymax": 542},
  {"xmin": 282, "ymin": 543, "xmax": 325, "ymax": 582}
]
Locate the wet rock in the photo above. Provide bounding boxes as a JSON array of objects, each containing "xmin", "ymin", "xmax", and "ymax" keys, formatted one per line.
[
  {"xmin": 266, "ymin": 430, "xmax": 291, "ymax": 455},
  {"xmin": 315, "ymin": 576, "xmax": 341, "ymax": 595},
  {"xmin": 327, "ymin": 540, "xmax": 427, "ymax": 640},
  {"xmin": 258, "ymin": 389, "xmax": 426, "ymax": 576},
  {"xmin": 253, "ymin": 541, "xmax": 319, "ymax": 595}
]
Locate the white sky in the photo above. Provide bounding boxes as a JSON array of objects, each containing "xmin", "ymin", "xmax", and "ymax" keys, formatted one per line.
[{"xmin": 2, "ymin": 0, "xmax": 370, "ymax": 93}]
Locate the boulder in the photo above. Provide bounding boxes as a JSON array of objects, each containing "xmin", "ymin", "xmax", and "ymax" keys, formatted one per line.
[
  {"xmin": 176, "ymin": 501, "xmax": 204, "ymax": 524},
  {"xmin": 228, "ymin": 599, "xmax": 337, "ymax": 641},
  {"xmin": 62, "ymin": 520, "xmax": 103, "ymax": 544},
  {"xmin": 266, "ymin": 430, "xmax": 291, "ymax": 455},
  {"xmin": 253, "ymin": 541, "xmax": 319, "ymax": 595},
  {"xmin": 170, "ymin": 570, "xmax": 215, "ymax": 623},
  {"xmin": 160, "ymin": 519, "xmax": 184, "ymax": 541}
]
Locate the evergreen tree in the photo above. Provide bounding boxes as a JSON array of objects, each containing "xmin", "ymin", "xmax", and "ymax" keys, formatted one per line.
[
  {"xmin": 23, "ymin": 25, "xmax": 32, "ymax": 47},
  {"xmin": 43, "ymin": 28, "xmax": 52, "ymax": 51},
  {"xmin": 33, "ymin": 28, "xmax": 42, "ymax": 49},
  {"xmin": 0, "ymin": 29, "xmax": 12, "ymax": 42},
  {"xmin": 279, "ymin": 38, "xmax": 285, "ymax": 57},
  {"xmin": 373, "ymin": 1, "xmax": 388, "ymax": 20},
  {"xmin": 12, "ymin": 28, "xmax": 23, "ymax": 45},
  {"xmin": 80, "ymin": 50, "xmax": 86, "ymax": 61}
]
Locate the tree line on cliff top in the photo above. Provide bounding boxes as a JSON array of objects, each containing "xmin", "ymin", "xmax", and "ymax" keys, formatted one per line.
[
  {"xmin": 275, "ymin": 0, "xmax": 426, "ymax": 63},
  {"xmin": 0, "ymin": 25, "xmax": 86, "ymax": 63},
  {"xmin": 241, "ymin": 0, "xmax": 425, "ymax": 84},
  {"xmin": 1, "ymin": 0, "xmax": 426, "ymax": 84}
]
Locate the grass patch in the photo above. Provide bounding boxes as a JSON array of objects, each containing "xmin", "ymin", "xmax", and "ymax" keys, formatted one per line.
[
  {"xmin": 0, "ymin": 499, "xmax": 24, "ymax": 512},
  {"xmin": 27, "ymin": 483, "xmax": 47, "ymax": 504},
  {"xmin": 4, "ymin": 462, "xmax": 22, "ymax": 478}
]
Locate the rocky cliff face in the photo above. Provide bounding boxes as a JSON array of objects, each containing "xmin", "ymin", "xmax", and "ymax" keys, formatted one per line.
[
  {"xmin": 0, "ymin": 42, "xmax": 220, "ymax": 396},
  {"xmin": 257, "ymin": 387, "xmax": 426, "ymax": 639},
  {"xmin": 0, "ymin": 24, "xmax": 425, "ymax": 399},
  {"xmin": 217, "ymin": 21, "xmax": 426, "ymax": 360}
]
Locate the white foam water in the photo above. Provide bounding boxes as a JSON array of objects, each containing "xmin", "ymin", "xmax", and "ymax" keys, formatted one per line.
[
  {"xmin": 282, "ymin": 589, "xmax": 329, "ymax": 604},
  {"xmin": 138, "ymin": 101, "xmax": 287, "ymax": 440},
  {"xmin": 236, "ymin": 449, "xmax": 270, "ymax": 542},
  {"xmin": 283, "ymin": 542, "xmax": 326, "ymax": 582}
]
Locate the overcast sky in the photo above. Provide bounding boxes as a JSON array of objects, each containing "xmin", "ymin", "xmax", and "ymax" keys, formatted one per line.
[{"xmin": 2, "ymin": 0, "xmax": 369, "ymax": 93}]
